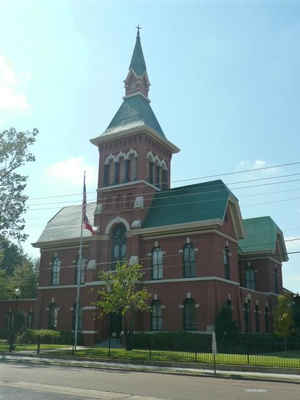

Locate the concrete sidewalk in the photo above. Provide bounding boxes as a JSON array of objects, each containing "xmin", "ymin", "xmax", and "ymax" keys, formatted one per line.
[{"xmin": 1, "ymin": 353, "xmax": 300, "ymax": 385}]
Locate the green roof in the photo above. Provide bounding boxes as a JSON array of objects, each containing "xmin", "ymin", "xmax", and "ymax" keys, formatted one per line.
[
  {"xmin": 239, "ymin": 216, "xmax": 285, "ymax": 255},
  {"xmin": 104, "ymin": 94, "xmax": 166, "ymax": 139},
  {"xmin": 143, "ymin": 180, "xmax": 231, "ymax": 228},
  {"xmin": 129, "ymin": 32, "xmax": 147, "ymax": 76}
]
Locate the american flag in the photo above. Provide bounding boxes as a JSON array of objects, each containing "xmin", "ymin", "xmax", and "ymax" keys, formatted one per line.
[{"xmin": 82, "ymin": 174, "xmax": 95, "ymax": 235}]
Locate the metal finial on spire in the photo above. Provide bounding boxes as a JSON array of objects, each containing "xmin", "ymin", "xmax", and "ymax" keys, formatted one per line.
[{"xmin": 136, "ymin": 24, "xmax": 142, "ymax": 38}]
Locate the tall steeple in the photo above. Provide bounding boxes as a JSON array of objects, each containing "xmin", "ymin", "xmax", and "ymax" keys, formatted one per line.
[{"xmin": 124, "ymin": 26, "xmax": 150, "ymax": 99}]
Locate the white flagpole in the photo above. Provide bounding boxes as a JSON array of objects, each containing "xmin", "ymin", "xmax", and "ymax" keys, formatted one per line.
[{"xmin": 74, "ymin": 171, "xmax": 85, "ymax": 352}]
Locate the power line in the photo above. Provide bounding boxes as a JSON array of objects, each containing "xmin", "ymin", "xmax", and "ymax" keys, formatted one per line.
[
  {"xmin": 26, "ymin": 171, "xmax": 300, "ymax": 208},
  {"xmin": 26, "ymin": 176, "xmax": 300, "ymax": 212},
  {"xmin": 26, "ymin": 160, "xmax": 300, "ymax": 202}
]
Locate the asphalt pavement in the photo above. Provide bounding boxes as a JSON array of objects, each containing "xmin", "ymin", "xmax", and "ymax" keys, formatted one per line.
[{"xmin": 1, "ymin": 360, "xmax": 300, "ymax": 400}]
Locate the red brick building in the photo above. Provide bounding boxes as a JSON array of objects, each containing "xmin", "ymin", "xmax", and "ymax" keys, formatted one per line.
[{"xmin": 1, "ymin": 31, "xmax": 288, "ymax": 345}]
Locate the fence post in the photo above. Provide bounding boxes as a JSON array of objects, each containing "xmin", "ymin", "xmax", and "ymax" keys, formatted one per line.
[
  {"xmin": 213, "ymin": 352, "xmax": 217, "ymax": 375},
  {"xmin": 212, "ymin": 331, "xmax": 217, "ymax": 375},
  {"xmin": 247, "ymin": 343, "xmax": 250, "ymax": 366},
  {"xmin": 108, "ymin": 333, "xmax": 111, "ymax": 357},
  {"xmin": 36, "ymin": 335, "xmax": 40, "ymax": 355},
  {"xmin": 148, "ymin": 336, "xmax": 152, "ymax": 360}
]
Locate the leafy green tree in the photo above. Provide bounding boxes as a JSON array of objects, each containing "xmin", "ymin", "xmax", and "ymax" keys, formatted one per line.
[
  {"xmin": 292, "ymin": 294, "xmax": 300, "ymax": 336},
  {"xmin": 0, "ymin": 127, "xmax": 38, "ymax": 241},
  {"xmin": 0, "ymin": 269, "xmax": 10, "ymax": 300},
  {"xmin": 8, "ymin": 260, "xmax": 38, "ymax": 298},
  {"xmin": 273, "ymin": 294, "xmax": 294, "ymax": 351},
  {"xmin": 95, "ymin": 263, "xmax": 150, "ymax": 349},
  {"xmin": 0, "ymin": 237, "xmax": 28, "ymax": 275}
]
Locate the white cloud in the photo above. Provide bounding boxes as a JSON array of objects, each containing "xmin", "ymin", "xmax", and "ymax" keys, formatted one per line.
[
  {"xmin": 46, "ymin": 157, "xmax": 98, "ymax": 186},
  {"xmin": 235, "ymin": 160, "xmax": 281, "ymax": 180},
  {"xmin": 0, "ymin": 55, "xmax": 29, "ymax": 112},
  {"xmin": 285, "ymin": 236, "xmax": 300, "ymax": 253}
]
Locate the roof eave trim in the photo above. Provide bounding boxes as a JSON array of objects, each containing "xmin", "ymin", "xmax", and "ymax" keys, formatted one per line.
[
  {"xmin": 133, "ymin": 218, "xmax": 223, "ymax": 236},
  {"xmin": 32, "ymin": 236, "xmax": 94, "ymax": 249},
  {"xmin": 227, "ymin": 196, "xmax": 245, "ymax": 239},
  {"xmin": 239, "ymin": 249, "xmax": 288, "ymax": 262},
  {"xmin": 90, "ymin": 125, "xmax": 180, "ymax": 153}
]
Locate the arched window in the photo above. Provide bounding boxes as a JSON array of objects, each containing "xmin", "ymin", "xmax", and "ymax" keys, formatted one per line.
[
  {"xmin": 129, "ymin": 154, "xmax": 137, "ymax": 181},
  {"xmin": 114, "ymin": 161, "xmax": 120, "ymax": 184},
  {"xmin": 155, "ymin": 165, "xmax": 160, "ymax": 188},
  {"xmin": 48, "ymin": 303, "xmax": 58, "ymax": 330},
  {"xmin": 162, "ymin": 169, "xmax": 168, "ymax": 190},
  {"xmin": 183, "ymin": 243, "xmax": 196, "ymax": 278},
  {"xmin": 245, "ymin": 264, "xmax": 255, "ymax": 290},
  {"xmin": 104, "ymin": 164, "xmax": 110, "ymax": 186},
  {"xmin": 108, "ymin": 160, "xmax": 114, "ymax": 185},
  {"xmin": 152, "ymin": 246, "xmax": 163, "ymax": 280},
  {"xmin": 183, "ymin": 298, "xmax": 196, "ymax": 330},
  {"xmin": 151, "ymin": 300, "xmax": 162, "ymax": 331},
  {"xmin": 51, "ymin": 256, "xmax": 61, "ymax": 285},
  {"xmin": 119, "ymin": 157, "xmax": 126, "ymax": 183},
  {"xmin": 111, "ymin": 224, "xmax": 127, "ymax": 268},
  {"xmin": 148, "ymin": 161, "xmax": 154, "ymax": 184},
  {"xmin": 224, "ymin": 246, "xmax": 230, "ymax": 280}
]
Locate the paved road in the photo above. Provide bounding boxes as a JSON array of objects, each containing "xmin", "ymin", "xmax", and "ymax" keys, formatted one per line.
[{"xmin": 0, "ymin": 361, "xmax": 300, "ymax": 400}]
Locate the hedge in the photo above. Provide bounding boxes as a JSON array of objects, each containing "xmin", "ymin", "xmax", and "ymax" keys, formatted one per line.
[
  {"xmin": 131, "ymin": 332, "xmax": 300, "ymax": 354},
  {"xmin": 17, "ymin": 329, "xmax": 83, "ymax": 345},
  {"xmin": 132, "ymin": 332, "xmax": 211, "ymax": 352}
]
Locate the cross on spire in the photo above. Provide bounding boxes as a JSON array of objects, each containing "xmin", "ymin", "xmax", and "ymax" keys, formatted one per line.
[{"xmin": 136, "ymin": 24, "xmax": 142, "ymax": 37}]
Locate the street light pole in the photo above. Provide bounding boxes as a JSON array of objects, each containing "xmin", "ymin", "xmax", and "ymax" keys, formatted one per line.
[{"xmin": 9, "ymin": 288, "xmax": 20, "ymax": 352}]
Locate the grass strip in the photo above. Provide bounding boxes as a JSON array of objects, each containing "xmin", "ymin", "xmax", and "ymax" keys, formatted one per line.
[{"xmin": 42, "ymin": 347, "xmax": 300, "ymax": 369}]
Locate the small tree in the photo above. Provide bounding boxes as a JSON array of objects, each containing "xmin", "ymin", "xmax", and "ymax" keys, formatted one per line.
[
  {"xmin": 273, "ymin": 294, "xmax": 294, "ymax": 351},
  {"xmin": 95, "ymin": 263, "xmax": 150, "ymax": 349}
]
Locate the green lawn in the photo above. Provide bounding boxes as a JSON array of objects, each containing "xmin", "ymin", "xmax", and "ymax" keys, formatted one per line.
[
  {"xmin": 0, "ymin": 343, "xmax": 72, "ymax": 352},
  {"xmin": 43, "ymin": 347, "xmax": 300, "ymax": 369},
  {"xmin": 2, "ymin": 337, "xmax": 300, "ymax": 369}
]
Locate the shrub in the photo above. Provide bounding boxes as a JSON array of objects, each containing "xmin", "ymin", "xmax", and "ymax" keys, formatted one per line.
[
  {"xmin": 132, "ymin": 332, "xmax": 212, "ymax": 353},
  {"xmin": 17, "ymin": 329, "xmax": 83, "ymax": 345}
]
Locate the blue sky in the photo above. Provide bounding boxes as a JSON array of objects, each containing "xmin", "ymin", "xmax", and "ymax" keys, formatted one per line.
[{"xmin": 1, "ymin": 0, "xmax": 300, "ymax": 292}]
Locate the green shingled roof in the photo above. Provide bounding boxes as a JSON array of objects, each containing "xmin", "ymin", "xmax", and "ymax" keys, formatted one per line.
[
  {"xmin": 103, "ymin": 94, "xmax": 166, "ymax": 139},
  {"xmin": 143, "ymin": 180, "xmax": 231, "ymax": 228},
  {"xmin": 129, "ymin": 32, "xmax": 147, "ymax": 76},
  {"xmin": 239, "ymin": 216, "xmax": 286, "ymax": 257}
]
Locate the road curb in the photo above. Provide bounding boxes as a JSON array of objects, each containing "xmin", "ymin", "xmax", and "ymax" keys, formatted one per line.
[{"xmin": 1, "ymin": 353, "xmax": 300, "ymax": 385}]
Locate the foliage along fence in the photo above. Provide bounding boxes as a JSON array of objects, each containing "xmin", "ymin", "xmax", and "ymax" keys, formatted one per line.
[{"xmin": 131, "ymin": 332, "xmax": 300, "ymax": 354}]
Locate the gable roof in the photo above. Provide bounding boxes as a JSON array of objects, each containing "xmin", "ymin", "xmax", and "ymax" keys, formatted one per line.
[
  {"xmin": 102, "ymin": 94, "xmax": 166, "ymax": 140},
  {"xmin": 33, "ymin": 203, "xmax": 96, "ymax": 246},
  {"xmin": 239, "ymin": 216, "xmax": 288, "ymax": 261},
  {"xmin": 142, "ymin": 180, "xmax": 239, "ymax": 231}
]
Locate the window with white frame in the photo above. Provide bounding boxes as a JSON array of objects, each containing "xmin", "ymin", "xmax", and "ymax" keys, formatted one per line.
[
  {"xmin": 183, "ymin": 243, "xmax": 196, "ymax": 278},
  {"xmin": 48, "ymin": 303, "xmax": 58, "ymax": 330},
  {"xmin": 183, "ymin": 298, "xmax": 196, "ymax": 330},
  {"xmin": 51, "ymin": 256, "xmax": 61, "ymax": 285},
  {"xmin": 224, "ymin": 246, "xmax": 230, "ymax": 280},
  {"xmin": 151, "ymin": 300, "xmax": 162, "ymax": 330},
  {"xmin": 111, "ymin": 224, "xmax": 127, "ymax": 268},
  {"xmin": 245, "ymin": 263, "xmax": 255, "ymax": 290},
  {"xmin": 152, "ymin": 246, "xmax": 163, "ymax": 280}
]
